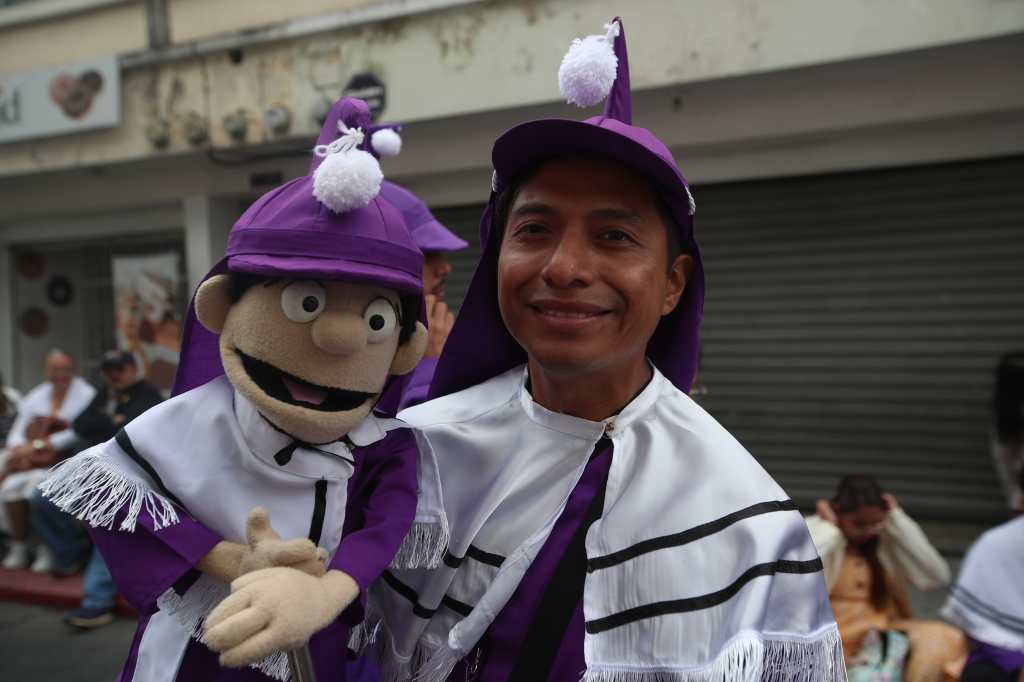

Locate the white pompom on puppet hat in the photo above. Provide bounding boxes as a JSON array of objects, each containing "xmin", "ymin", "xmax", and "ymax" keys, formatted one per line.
[
  {"xmin": 312, "ymin": 120, "xmax": 383, "ymax": 213},
  {"xmin": 558, "ymin": 20, "xmax": 620, "ymax": 108}
]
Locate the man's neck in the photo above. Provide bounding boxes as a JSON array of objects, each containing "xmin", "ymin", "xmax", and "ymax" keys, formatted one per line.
[{"xmin": 526, "ymin": 356, "xmax": 652, "ymax": 422}]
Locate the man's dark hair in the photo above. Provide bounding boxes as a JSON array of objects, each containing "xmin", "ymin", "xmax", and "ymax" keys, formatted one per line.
[
  {"xmin": 994, "ymin": 352, "xmax": 1024, "ymax": 445},
  {"xmin": 490, "ymin": 156, "xmax": 686, "ymax": 272},
  {"xmin": 226, "ymin": 272, "xmax": 419, "ymax": 345}
]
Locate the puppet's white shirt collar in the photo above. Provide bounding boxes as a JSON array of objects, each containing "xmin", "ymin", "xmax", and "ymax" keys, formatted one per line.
[{"xmin": 231, "ymin": 387, "xmax": 392, "ymax": 475}]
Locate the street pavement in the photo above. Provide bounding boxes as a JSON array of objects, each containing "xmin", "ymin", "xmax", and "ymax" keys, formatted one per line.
[{"xmin": 0, "ymin": 600, "xmax": 136, "ymax": 680}]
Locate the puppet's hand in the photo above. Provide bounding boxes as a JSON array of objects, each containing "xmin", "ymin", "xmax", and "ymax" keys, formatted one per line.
[
  {"xmin": 204, "ymin": 567, "xmax": 360, "ymax": 667},
  {"xmin": 238, "ymin": 507, "xmax": 328, "ymax": 578}
]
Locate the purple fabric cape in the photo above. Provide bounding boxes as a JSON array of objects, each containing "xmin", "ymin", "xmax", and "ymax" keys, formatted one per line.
[
  {"xmin": 172, "ymin": 97, "xmax": 424, "ymax": 397},
  {"xmin": 428, "ymin": 18, "xmax": 704, "ymax": 399}
]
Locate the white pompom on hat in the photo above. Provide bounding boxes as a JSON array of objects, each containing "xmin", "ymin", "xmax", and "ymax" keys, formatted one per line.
[
  {"xmin": 311, "ymin": 120, "xmax": 383, "ymax": 213},
  {"xmin": 371, "ymin": 127, "xmax": 403, "ymax": 157},
  {"xmin": 558, "ymin": 21, "xmax": 620, "ymax": 108}
]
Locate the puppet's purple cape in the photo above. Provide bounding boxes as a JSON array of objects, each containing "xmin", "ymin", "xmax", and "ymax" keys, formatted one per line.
[
  {"xmin": 429, "ymin": 18, "xmax": 705, "ymax": 398},
  {"xmin": 172, "ymin": 98, "xmax": 424, "ymax": 396},
  {"xmin": 379, "ymin": 181, "xmax": 468, "ymax": 253}
]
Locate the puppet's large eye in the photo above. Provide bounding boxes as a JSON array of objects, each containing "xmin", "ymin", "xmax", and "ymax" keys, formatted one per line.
[
  {"xmin": 281, "ymin": 281, "xmax": 326, "ymax": 323},
  {"xmin": 364, "ymin": 298, "xmax": 398, "ymax": 343}
]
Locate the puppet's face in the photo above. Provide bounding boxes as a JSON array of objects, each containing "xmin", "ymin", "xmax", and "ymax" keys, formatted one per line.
[{"xmin": 197, "ymin": 276, "xmax": 426, "ymax": 444}]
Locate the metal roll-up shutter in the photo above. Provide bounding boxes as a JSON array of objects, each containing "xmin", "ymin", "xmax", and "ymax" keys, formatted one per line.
[
  {"xmin": 431, "ymin": 204, "xmax": 487, "ymax": 313},
  {"xmin": 695, "ymin": 156, "xmax": 1024, "ymax": 523}
]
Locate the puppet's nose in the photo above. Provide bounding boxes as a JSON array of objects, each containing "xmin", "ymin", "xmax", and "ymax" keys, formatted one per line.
[{"xmin": 311, "ymin": 312, "xmax": 367, "ymax": 355}]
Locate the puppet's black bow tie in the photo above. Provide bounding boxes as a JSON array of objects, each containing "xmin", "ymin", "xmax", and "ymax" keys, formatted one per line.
[{"xmin": 274, "ymin": 436, "xmax": 355, "ymax": 466}]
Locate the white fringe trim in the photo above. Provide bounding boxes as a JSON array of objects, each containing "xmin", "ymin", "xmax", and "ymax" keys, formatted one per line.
[
  {"xmin": 157, "ymin": 573, "xmax": 230, "ymax": 638},
  {"xmin": 39, "ymin": 453, "xmax": 179, "ymax": 531},
  {"xmin": 580, "ymin": 627, "xmax": 845, "ymax": 682},
  {"xmin": 388, "ymin": 520, "xmax": 450, "ymax": 570},
  {"xmin": 360, "ymin": 619, "xmax": 843, "ymax": 682},
  {"xmin": 157, "ymin": 573, "xmax": 292, "ymax": 681},
  {"xmin": 349, "ymin": 601, "xmax": 437, "ymax": 682}
]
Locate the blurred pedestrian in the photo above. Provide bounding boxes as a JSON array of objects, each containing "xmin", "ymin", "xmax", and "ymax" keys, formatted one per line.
[
  {"xmin": 377, "ymin": 181, "xmax": 467, "ymax": 411},
  {"xmin": 0, "ymin": 350, "xmax": 94, "ymax": 571},
  {"xmin": 807, "ymin": 474, "xmax": 967, "ymax": 680},
  {"xmin": 942, "ymin": 468, "xmax": 1024, "ymax": 682},
  {"xmin": 30, "ymin": 350, "xmax": 163, "ymax": 628},
  {"xmin": 993, "ymin": 352, "xmax": 1024, "ymax": 511},
  {"xmin": 0, "ymin": 371, "xmax": 20, "ymax": 445}
]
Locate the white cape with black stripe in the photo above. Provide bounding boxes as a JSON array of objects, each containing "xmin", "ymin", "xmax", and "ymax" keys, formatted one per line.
[
  {"xmin": 941, "ymin": 514, "xmax": 1024, "ymax": 651},
  {"xmin": 362, "ymin": 364, "xmax": 843, "ymax": 681}
]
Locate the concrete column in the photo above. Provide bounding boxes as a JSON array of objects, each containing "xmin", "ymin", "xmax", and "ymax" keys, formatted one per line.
[{"xmin": 183, "ymin": 195, "xmax": 236, "ymax": 294}]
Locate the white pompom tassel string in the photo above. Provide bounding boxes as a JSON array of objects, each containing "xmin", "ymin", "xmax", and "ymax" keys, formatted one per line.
[
  {"xmin": 312, "ymin": 120, "xmax": 383, "ymax": 213},
  {"xmin": 314, "ymin": 119, "xmax": 365, "ymax": 158},
  {"xmin": 559, "ymin": 20, "xmax": 621, "ymax": 108}
]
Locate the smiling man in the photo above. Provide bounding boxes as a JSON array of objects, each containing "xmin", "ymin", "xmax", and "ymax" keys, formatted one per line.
[
  {"xmin": 356, "ymin": 21, "xmax": 843, "ymax": 682},
  {"xmin": 42, "ymin": 97, "xmax": 433, "ymax": 682}
]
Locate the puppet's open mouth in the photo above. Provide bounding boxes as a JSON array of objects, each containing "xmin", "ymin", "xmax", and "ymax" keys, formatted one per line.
[{"xmin": 237, "ymin": 350, "xmax": 375, "ymax": 412}]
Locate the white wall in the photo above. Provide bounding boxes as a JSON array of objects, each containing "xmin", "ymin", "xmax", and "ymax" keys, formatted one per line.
[{"xmin": 1, "ymin": 0, "xmax": 1022, "ymax": 178}]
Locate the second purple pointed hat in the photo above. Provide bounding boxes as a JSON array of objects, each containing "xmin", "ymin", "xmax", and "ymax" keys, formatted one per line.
[
  {"xmin": 172, "ymin": 97, "xmax": 424, "ymax": 396},
  {"xmin": 378, "ymin": 181, "xmax": 468, "ymax": 253},
  {"xmin": 429, "ymin": 17, "xmax": 705, "ymax": 398}
]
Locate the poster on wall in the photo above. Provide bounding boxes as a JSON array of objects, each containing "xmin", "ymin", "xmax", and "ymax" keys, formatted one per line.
[{"xmin": 111, "ymin": 253, "xmax": 182, "ymax": 393}]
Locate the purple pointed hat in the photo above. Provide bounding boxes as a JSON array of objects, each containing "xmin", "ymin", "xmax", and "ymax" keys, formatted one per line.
[
  {"xmin": 379, "ymin": 181, "xmax": 468, "ymax": 253},
  {"xmin": 172, "ymin": 97, "xmax": 424, "ymax": 396},
  {"xmin": 429, "ymin": 18, "xmax": 704, "ymax": 398}
]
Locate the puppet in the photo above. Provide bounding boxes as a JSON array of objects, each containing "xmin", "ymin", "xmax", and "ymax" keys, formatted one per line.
[{"xmin": 41, "ymin": 97, "xmax": 434, "ymax": 681}]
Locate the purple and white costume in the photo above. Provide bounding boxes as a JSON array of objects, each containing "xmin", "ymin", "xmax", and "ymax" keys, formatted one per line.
[
  {"xmin": 356, "ymin": 20, "xmax": 843, "ymax": 682},
  {"xmin": 42, "ymin": 97, "xmax": 431, "ymax": 682}
]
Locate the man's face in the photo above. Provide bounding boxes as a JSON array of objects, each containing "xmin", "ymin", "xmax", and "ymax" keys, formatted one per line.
[
  {"xmin": 422, "ymin": 252, "xmax": 453, "ymax": 300},
  {"xmin": 497, "ymin": 158, "xmax": 690, "ymax": 379},
  {"xmin": 219, "ymin": 280, "xmax": 409, "ymax": 443},
  {"xmin": 102, "ymin": 363, "xmax": 138, "ymax": 392},
  {"xmin": 44, "ymin": 354, "xmax": 75, "ymax": 393}
]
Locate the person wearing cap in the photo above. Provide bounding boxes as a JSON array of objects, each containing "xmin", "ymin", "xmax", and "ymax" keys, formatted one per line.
[
  {"xmin": 378, "ymin": 181, "xmax": 469, "ymax": 411},
  {"xmin": 42, "ymin": 97, "xmax": 435, "ymax": 681},
  {"xmin": 353, "ymin": 20, "xmax": 843, "ymax": 681},
  {"xmin": 29, "ymin": 350, "xmax": 163, "ymax": 627}
]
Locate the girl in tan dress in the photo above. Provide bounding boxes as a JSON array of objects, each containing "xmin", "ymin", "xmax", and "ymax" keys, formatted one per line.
[{"xmin": 807, "ymin": 474, "xmax": 967, "ymax": 681}]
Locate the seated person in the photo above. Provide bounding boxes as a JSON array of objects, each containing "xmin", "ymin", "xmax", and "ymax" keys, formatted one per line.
[
  {"xmin": 0, "ymin": 372, "xmax": 20, "ymax": 444},
  {"xmin": 942, "ymin": 468, "xmax": 1024, "ymax": 682},
  {"xmin": 1, "ymin": 350, "xmax": 95, "ymax": 572},
  {"xmin": 30, "ymin": 350, "xmax": 164, "ymax": 628},
  {"xmin": 807, "ymin": 474, "xmax": 966, "ymax": 681}
]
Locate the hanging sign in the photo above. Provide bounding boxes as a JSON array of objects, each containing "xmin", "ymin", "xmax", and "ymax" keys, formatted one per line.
[{"xmin": 0, "ymin": 55, "xmax": 120, "ymax": 144}]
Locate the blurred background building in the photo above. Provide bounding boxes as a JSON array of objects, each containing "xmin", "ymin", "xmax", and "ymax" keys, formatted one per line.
[{"xmin": 1, "ymin": 0, "xmax": 1022, "ymax": 529}]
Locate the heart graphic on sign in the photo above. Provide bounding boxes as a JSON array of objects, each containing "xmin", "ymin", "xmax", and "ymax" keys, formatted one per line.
[{"xmin": 49, "ymin": 69, "xmax": 104, "ymax": 119}]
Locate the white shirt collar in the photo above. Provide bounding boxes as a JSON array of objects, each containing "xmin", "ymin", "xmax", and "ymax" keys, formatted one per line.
[
  {"xmin": 231, "ymin": 388, "xmax": 393, "ymax": 473},
  {"xmin": 516, "ymin": 362, "xmax": 665, "ymax": 439}
]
